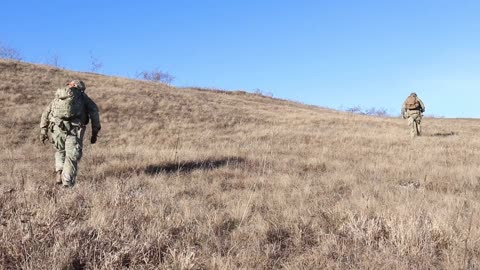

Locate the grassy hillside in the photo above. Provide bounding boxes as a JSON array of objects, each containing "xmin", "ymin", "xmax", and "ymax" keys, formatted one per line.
[{"xmin": 1, "ymin": 59, "xmax": 480, "ymax": 269}]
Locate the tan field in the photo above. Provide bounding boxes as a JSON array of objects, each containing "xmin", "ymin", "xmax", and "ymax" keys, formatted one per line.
[{"xmin": 1, "ymin": 59, "xmax": 480, "ymax": 269}]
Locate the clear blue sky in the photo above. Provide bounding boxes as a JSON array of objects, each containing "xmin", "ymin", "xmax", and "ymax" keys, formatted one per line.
[{"xmin": 2, "ymin": 0, "xmax": 479, "ymax": 117}]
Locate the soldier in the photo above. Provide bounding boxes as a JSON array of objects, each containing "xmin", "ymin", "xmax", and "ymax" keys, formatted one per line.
[
  {"xmin": 401, "ymin": 92, "xmax": 425, "ymax": 137},
  {"xmin": 40, "ymin": 80, "xmax": 101, "ymax": 187}
]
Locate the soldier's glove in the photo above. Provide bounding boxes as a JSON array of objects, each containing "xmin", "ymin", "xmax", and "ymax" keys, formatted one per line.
[
  {"xmin": 90, "ymin": 134, "xmax": 97, "ymax": 144},
  {"xmin": 90, "ymin": 129, "xmax": 99, "ymax": 144},
  {"xmin": 40, "ymin": 129, "xmax": 48, "ymax": 144}
]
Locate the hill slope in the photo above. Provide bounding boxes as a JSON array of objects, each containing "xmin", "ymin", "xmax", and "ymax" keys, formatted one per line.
[{"xmin": 1, "ymin": 59, "xmax": 480, "ymax": 269}]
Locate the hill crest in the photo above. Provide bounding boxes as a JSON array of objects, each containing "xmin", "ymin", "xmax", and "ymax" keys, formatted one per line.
[{"xmin": 2, "ymin": 59, "xmax": 480, "ymax": 269}]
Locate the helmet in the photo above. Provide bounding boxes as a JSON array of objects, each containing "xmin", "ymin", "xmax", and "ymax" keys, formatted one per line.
[
  {"xmin": 67, "ymin": 80, "xmax": 86, "ymax": 91},
  {"xmin": 410, "ymin": 92, "xmax": 417, "ymax": 97}
]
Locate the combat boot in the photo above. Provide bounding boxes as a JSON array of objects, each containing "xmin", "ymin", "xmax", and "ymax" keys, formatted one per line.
[{"xmin": 55, "ymin": 170, "xmax": 63, "ymax": 185}]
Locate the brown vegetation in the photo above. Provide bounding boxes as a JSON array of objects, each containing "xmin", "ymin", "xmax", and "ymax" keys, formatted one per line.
[{"xmin": 1, "ymin": 59, "xmax": 480, "ymax": 269}]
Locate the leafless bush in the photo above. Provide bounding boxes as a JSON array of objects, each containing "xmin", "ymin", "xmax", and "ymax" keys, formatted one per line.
[
  {"xmin": 365, "ymin": 107, "xmax": 388, "ymax": 116},
  {"xmin": 345, "ymin": 106, "xmax": 363, "ymax": 114},
  {"xmin": 46, "ymin": 53, "xmax": 62, "ymax": 68},
  {"xmin": 253, "ymin": 88, "xmax": 273, "ymax": 97},
  {"xmin": 137, "ymin": 69, "xmax": 174, "ymax": 85},
  {"xmin": 346, "ymin": 106, "xmax": 389, "ymax": 116},
  {"xmin": 89, "ymin": 51, "xmax": 103, "ymax": 72},
  {"xmin": 0, "ymin": 43, "xmax": 22, "ymax": 60}
]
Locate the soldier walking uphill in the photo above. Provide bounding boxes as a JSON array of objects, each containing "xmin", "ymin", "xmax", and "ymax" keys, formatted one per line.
[
  {"xmin": 40, "ymin": 80, "xmax": 101, "ymax": 187},
  {"xmin": 401, "ymin": 92, "xmax": 425, "ymax": 137}
]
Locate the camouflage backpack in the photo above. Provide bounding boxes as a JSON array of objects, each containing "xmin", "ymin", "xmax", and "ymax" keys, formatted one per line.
[
  {"xmin": 405, "ymin": 95, "xmax": 420, "ymax": 110},
  {"xmin": 52, "ymin": 87, "xmax": 85, "ymax": 120}
]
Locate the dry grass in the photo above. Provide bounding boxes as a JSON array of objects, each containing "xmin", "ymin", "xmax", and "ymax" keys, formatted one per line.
[{"xmin": 1, "ymin": 59, "xmax": 480, "ymax": 269}]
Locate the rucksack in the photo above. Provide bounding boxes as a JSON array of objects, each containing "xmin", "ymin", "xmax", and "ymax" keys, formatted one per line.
[
  {"xmin": 52, "ymin": 87, "xmax": 85, "ymax": 120},
  {"xmin": 405, "ymin": 95, "xmax": 420, "ymax": 110}
]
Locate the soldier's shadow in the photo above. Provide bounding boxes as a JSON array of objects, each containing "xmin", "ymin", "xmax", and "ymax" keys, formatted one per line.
[
  {"xmin": 144, "ymin": 157, "xmax": 245, "ymax": 175},
  {"xmin": 429, "ymin": 131, "xmax": 457, "ymax": 137}
]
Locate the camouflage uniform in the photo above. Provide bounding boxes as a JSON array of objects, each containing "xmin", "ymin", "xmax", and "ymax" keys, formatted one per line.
[
  {"xmin": 401, "ymin": 92, "xmax": 425, "ymax": 137},
  {"xmin": 40, "ymin": 80, "xmax": 101, "ymax": 187}
]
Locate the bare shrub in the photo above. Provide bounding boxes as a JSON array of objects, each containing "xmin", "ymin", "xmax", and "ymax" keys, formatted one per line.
[
  {"xmin": 253, "ymin": 88, "xmax": 274, "ymax": 97},
  {"xmin": 89, "ymin": 51, "xmax": 103, "ymax": 72},
  {"xmin": 137, "ymin": 69, "xmax": 174, "ymax": 84},
  {"xmin": 345, "ymin": 105, "xmax": 363, "ymax": 114},
  {"xmin": 46, "ymin": 53, "xmax": 62, "ymax": 68},
  {"xmin": 346, "ymin": 106, "xmax": 389, "ymax": 116},
  {"xmin": 0, "ymin": 43, "xmax": 22, "ymax": 60}
]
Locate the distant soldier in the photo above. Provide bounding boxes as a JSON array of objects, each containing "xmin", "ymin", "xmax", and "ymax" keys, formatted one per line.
[
  {"xmin": 40, "ymin": 80, "xmax": 101, "ymax": 187},
  {"xmin": 401, "ymin": 92, "xmax": 425, "ymax": 137}
]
